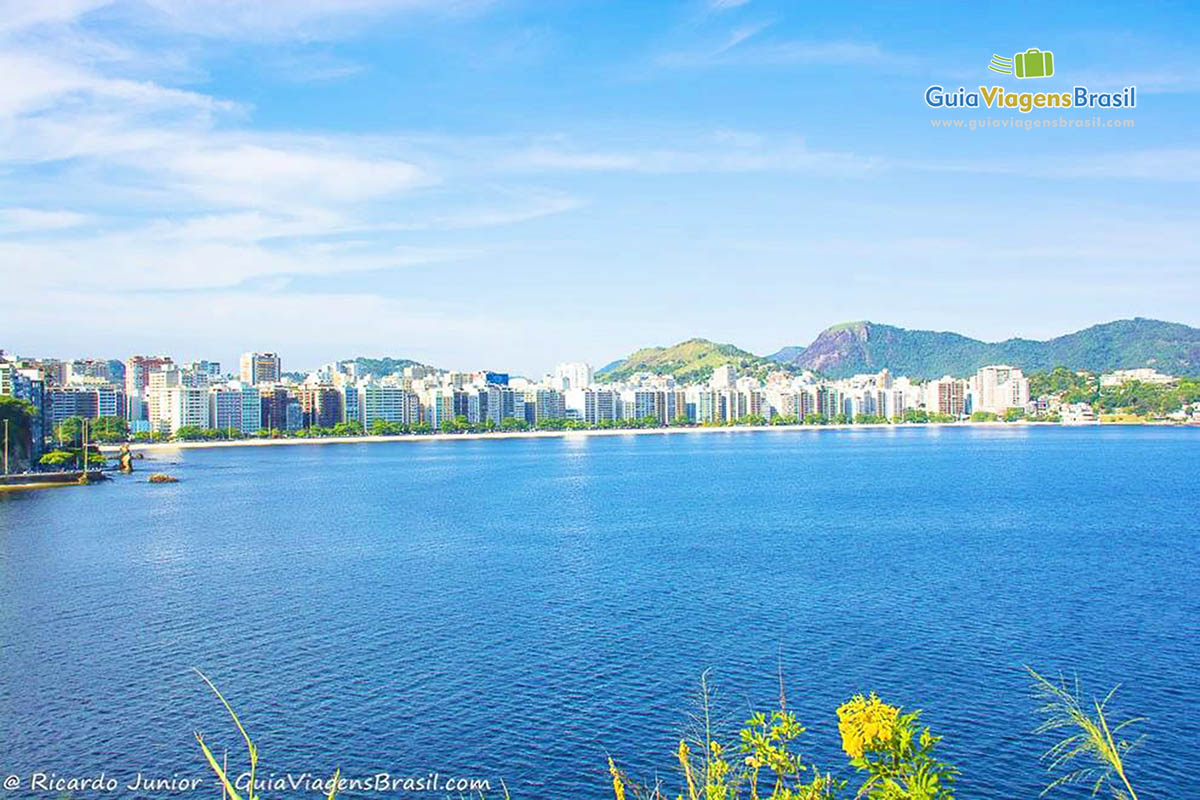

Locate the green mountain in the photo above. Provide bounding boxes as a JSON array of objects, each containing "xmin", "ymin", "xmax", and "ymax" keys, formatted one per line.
[
  {"xmin": 597, "ymin": 338, "xmax": 778, "ymax": 383},
  {"xmin": 353, "ymin": 356, "xmax": 431, "ymax": 378},
  {"xmin": 769, "ymin": 318, "xmax": 1200, "ymax": 378}
]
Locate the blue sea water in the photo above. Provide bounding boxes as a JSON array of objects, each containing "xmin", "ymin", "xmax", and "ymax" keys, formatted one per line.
[{"xmin": 1, "ymin": 426, "xmax": 1197, "ymax": 798}]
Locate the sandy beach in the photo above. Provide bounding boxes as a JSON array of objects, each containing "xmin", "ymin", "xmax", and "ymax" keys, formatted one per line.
[{"xmin": 101, "ymin": 420, "xmax": 1075, "ymax": 454}]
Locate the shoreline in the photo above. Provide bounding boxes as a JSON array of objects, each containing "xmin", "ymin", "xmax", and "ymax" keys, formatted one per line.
[{"xmin": 99, "ymin": 420, "xmax": 1123, "ymax": 454}]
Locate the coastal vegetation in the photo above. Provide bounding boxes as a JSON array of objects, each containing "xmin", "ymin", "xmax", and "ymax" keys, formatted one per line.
[
  {"xmin": 96, "ymin": 411, "xmax": 1049, "ymax": 447},
  {"xmin": 192, "ymin": 667, "xmax": 1142, "ymax": 800},
  {"xmin": 606, "ymin": 668, "xmax": 1142, "ymax": 800},
  {"xmin": 0, "ymin": 394, "xmax": 35, "ymax": 468},
  {"xmin": 38, "ymin": 447, "xmax": 106, "ymax": 468}
]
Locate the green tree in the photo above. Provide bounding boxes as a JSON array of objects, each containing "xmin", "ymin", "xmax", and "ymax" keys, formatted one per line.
[
  {"xmin": 54, "ymin": 415, "xmax": 86, "ymax": 446},
  {"xmin": 499, "ymin": 417, "xmax": 528, "ymax": 432},
  {"xmin": 174, "ymin": 426, "xmax": 213, "ymax": 441},
  {"xmin": 91, "ymin": 415, "xmax": 130, "ymax": 443},
  {"xmin": 0, "ymin": 394, "xmax": 35, "ymax": 466},
  {"xmin": 331, "ymin": 420, "xmax": 363, "ymax": 437},
  {"xmin": 369, "ymin": 419, "xmax": 399, "ymax": 436},
  {"xmin": 39, "ymin": 449, "xmax": 76, "ymax": 467}
]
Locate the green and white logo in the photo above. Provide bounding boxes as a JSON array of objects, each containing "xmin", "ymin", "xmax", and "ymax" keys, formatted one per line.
[{"xmin": 989, "ymin": 48, "xmax": 1055, "ymax": 78}]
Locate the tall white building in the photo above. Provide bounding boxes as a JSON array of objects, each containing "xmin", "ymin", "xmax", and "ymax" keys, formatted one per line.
[
  {"xmin": 972, "ymin": 365, "xmax": 1030, "ymax": 413},
  {"xmin": 711, "ymin": 364, "xmax": 737, "ymax": 389},
  {"xmin": 149, "ymin": 386, "xmax": 209, "ymax": 433},
  {"xmin": 554, "ymin": 362, "xmax": 594, "ymax": 391}
]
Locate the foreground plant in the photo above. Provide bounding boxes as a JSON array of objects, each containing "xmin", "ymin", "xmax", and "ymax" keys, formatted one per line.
[
  {"xmin": 609, "ymin": 680, "xmax": 953, "ymax": 800},
  {"xmin": 192, "ymin": 670, "xmax": 508, "ymax": 800},
  {"xmin": 1027, "ymin": 667, "xmax": 1144, "ymax": 799},
  {"xmin": 193, "ymin": 669, "xmax": 340, "ymax": 800}
]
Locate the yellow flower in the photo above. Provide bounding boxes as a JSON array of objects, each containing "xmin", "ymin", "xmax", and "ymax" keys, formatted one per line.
[
  {"xmin": 608, "ymin": 757, "xmax": 626, "ymax": 800},
  {"xmin": 837, "ymin": 693, "xmax": 900, "ymax": 759}
]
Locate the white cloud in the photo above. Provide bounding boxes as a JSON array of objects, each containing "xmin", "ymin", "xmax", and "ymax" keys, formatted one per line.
[
  {"xmin": 130, "ymin": 0, "xmax": 493, "ymax": 39},
  {"xmin": 1046, "ymin": 149, "xmax": 1200, "ymax": 181},
  {"xmin": 162, "ymin": 142, "xmax": 430, "ymax": 207},
  {"xmin": 658, "ymin": 37, "xmax": 892, "ymax": 69},
  {"xmin": 504, "ymin": 134, "xmax": 882, "ymax": 176},
  {"xmin": 0, "ymin": 0, "xmax": 111, "ymax": 33},
  {"xmin": 0, "ymin": 208, "xmax": 94, "ymax": 233}
]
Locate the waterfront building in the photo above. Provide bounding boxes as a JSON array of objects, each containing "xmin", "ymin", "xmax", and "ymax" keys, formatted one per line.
[
  {"xmin": 259, "ymin": 387, "xmax": 291, "ymax": 431},
  {"xmin": 46, "ymin": 385, "xmax": 127, "ymax": 425},
  {"xmin": 972, "ymin": 366, "xmax": 1030, "ymax": 413},
  {"xmin": 1, "ymin": 361, "xmax": 47, "ymax": 460},
  {"xmin": 210, "ymin": 383, "xmax": 262, "ymax": 435},
  {"xmin": 564, "ymin": 388, "xmax": 617, "ymax": 425},
  {"xmin": 927, "ymin": 377, "xmax": 967, "ymax": 417},
  {"xmin": 299, "ymin": 385, "xmax": 342, "ymax": 429},
  {"xmin": 285, "ymin": 400, "xmax": 304, "ymax": 431},
  {"xmin": 359, "ymin": 384, "xmax": 409, "ymax": 427},
  {"xmin": 124, "ymin": 355, "xmax": 174, "ymax": 421},
  {"xmin": 148, "ymin": 385, "xmax": 208, "ymax": 434},
  {"xmin": 341, "ymin": 383, "xmax": 361, "ymax": 425}
]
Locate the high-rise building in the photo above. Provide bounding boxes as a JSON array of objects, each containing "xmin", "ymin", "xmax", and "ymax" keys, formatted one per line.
[
  {"xmin": 124, "ymin": 355, "xmax": 174, "ymax": 421},
  {"xmin": 359, "ymin": 384, "xmax": 417, "ymax": 428},
  {"xmin": 971, "ymin": 366, "xmax": 1030, "ymax": 413},
  {"xmin": 711, "ymin": 364, "xmax": 738, "ymax": 389},
  {"xmin": 66, "ymin": 359, "xmax": 114, "ymax": 384},
  {"xmin": 259, "ymin": 387, "xmax": 291, "ymax": 431},
  {"xmin": 187, "ymin": 360, "xmax": 223, "ymax": 378},
  {"xmin": 554, "ymin": 362, "xmax": 593, "ymax": 391},
  {"xmin": 299, "ymin": 385, "xmax": 342, "ymax": 428},
  {"xmin": 928, "ymin": 377, "xmax": 967, "ymax": 417},
  {"xmin": 240, "ymin": 352, "xmax": 282, "ymax": 386},
  {"xmin": 46, "ymin": 386, "xmax": 126, "ymax": 425},
  {"xmin": 210, "ymin": 384, "xmax": 262, "ymax": 435},
  {"xmin": 148, "ymin": 385, "xmax": 208, "ymax": 433},
  {"xmin": 1, "ymin": 361, "xmax": 47, "ymax": 461}
]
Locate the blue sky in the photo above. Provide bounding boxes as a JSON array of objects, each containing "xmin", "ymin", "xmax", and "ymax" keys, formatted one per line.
[{"xmin": 1, "ymin": 0, "xmax": 1197, "ymax": 374}]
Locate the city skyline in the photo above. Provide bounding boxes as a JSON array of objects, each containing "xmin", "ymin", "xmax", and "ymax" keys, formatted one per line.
[
  {"xmin": 2, "ymin": 1, "xmax": 1200, "ymax": 373},
  {"xmin": 3, "ymin": 313, "xmax": 1196, "ymax": 379}
]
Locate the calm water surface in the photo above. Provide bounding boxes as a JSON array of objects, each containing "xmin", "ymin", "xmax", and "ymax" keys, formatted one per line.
[{"xmin": 1, "ymin": 426, "xmax": 1197, "ymax": 798}]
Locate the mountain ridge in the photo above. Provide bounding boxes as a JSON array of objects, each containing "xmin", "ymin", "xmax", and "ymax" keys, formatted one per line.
[
  {"xmin": 769, "ymin": 318, "xmax": 1200, "ymax": 378},
  {"xmin": 599, "ymin": 319, "xmax": 1200, "ymax": 383},
  {"xmin": 596, "ymin": 338, "xmax": 776, "ymax": 383}
]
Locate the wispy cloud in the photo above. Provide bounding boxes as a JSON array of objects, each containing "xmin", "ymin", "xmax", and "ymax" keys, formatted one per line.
[
  {"xmin": 504, "ymin": 133, "xmax": 882, "ymax": 176},
  {"xmin": 0, "ymin": 208, "xmax": 94, "ymax": 233},
  {"xmin": 657, "ymin": 32, "xmax": 894, "ymax": 69},
  {"xmin": 912, "ymin": 149, "xmax": 1200, "ymax": 182}
]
